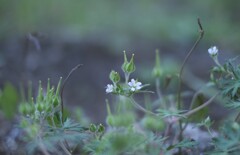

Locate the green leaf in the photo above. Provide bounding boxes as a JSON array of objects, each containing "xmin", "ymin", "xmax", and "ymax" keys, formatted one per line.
[
  {"xmin": 0, "ymin": 82, "xmax": 19, "ymax": 119},
  {"xmin": 166, "ymin": 139, "xmax": 197, "ymax": 150}
]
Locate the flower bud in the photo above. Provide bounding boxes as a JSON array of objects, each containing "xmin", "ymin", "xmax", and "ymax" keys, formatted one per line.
[
  {"xmin": 37, "ymin": 81, "xmax": 44, "ymax": 103},
  {"xmin": 53, "ymin": 97, "xmax": 60, "ymax": 107},
  {"xmin": 106, "ymin": 113, "xmax": 135, "ymax": 127},
  {"xmin": 142, "ymin": 116, "xmax": 165, "ymax": 131},
  {"xmin": 20, "ymin": 119, "xmax": 29, "ymax": 128},
  {"xmin": 208, "ymin": 46, "xmax": 218, "ymax": 57},
  {"xmin": 204, "ymin": 116, "xmax": 212, "ymax": 127},
  {"xmin": 152, "ymin": 50, "xmax": 162, "ymax": 78},
  {"xmin": 36, "ymin": 103, "xmax": 46, "ymax": 112},
  {"xmin": 97, "ymin": 124, "xmax": 105, "ymax": 133},
  {"xmin": 232, "ymin": 122, "xmax": 240, "ymax": 131},
  {"xmin": 19, "ymin": 103, "xmax": 34, "ymax": 116},
  {"xmin": 121, "ymin": 51, "xmax": 136, "ymax": 73},
  {"xmin": 125, "ymin": 54, "xmax": 136, "ymax": 73},
  {"xmin": 121, "ymin": 51, "xmax": 128, "ymax": 71},
  {"xmin": 89, "ymin": 123, "xmax": 97, "ymax": 132},
  {"xmin": 109, "ymin": 70, "xmax": 120, "ymax": 83},
  {"xmin": 29, "ymin": 124, "xmax": 39, "ymax": 138},
  {"xmin": 106, "ymin": 115, "xmax": 114, "ymax": 126}
]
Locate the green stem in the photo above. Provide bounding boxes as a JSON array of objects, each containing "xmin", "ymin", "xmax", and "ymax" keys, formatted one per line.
[
  {"xmin": 177, "ymin": 18, "xmax": 204, "ymax": 111},
  {"xmin": 156, "ymin": 78, "xmax": 166, "ymax": 109},
  {"xmin": 60, "ymin": 64, "xmax": 82, "ymax": 124},
  {"xmin": 129, "ymin": 97, "xmax": 157, "ymax": 116},
  {"xmin": 189, "ymin": 83, "xmax": 214, "ymax": 110},
  {"xmin": 125, "ymin": 72, "xmax": 130, "ymax": 84},
  {"xmin": 207, "ymin": 128, "xmax": 214, "ymax": 138},
  {"xmin": 213, "ymin": 57, "xmax": 222, "ymax": 67},
  {"xmin": 183, "ymin": 93, "xmax": 218, "ymax": 118},
  {"xmin": 176, "ymin": 18, "xmax": 204, "ymax": 154}
]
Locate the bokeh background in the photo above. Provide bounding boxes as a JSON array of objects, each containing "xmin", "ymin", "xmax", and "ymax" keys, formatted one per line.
[{"xmin": 1, "ymin": 0, "xmax": 240, "ymax": 124}]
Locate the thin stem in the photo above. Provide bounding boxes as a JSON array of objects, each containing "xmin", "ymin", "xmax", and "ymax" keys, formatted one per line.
[
  {"xmin": 189, "ymin": 83, "xmax": 214, "ymax": 111},
  {"xmin": 207, "ymin": 128, "xmax": 214, "ymax": 138},
  {"xmin": 129, "ymin": 97, "xmax": 157, "ymax": 116},
  {"xmin": 177, "ymin": 18, "xmax": 204, "ymax": 111},
  {"xmin": 163, "ymin": 123, "xmax": 172, "ymax": 144},
  {"xmin": 183, "ymin": 93, "xmax": 218, "ymax": 118},
  {"xmin": 61, "ymin": 64, "xmax": 82, "ymax": 124},
  {"xmin": 176, "ymin": 18, "xmax": 204, "ymax": 154},
  {"xmin": 125, "ymin": 73, "xmax": 130, "ymax": 84},
  {"xmin": 51, "ymin": 116, "xmax": 56, "ymax": 128},
  {"xmin": 156, "ymin": 78, "xmax": 166, "ymax": 109},
  {"xmin": 213, "ymin": 57, "xmax": 222, "ymax": 67}
]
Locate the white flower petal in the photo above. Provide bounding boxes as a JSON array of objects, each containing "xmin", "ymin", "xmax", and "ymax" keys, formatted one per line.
[
  {"xmin": 106, "ymin": 84, "xmax": 114, "ymax": 93},
  {"xmin": 208, "ymin": 46, "xmax": 218, "ymax": 56},
  {"xmin": 136, "ymin": 82, "xmax": 142, "ymax": 86},
  {"xmin": 128, "ymin": 79, "xmax": 143, "ymax": 92},
  {"xmin": 128, "ymin": 82, "xmax": 133, "ymax": 87},
  {"xmin": 136, "ymin": 86, "xmax": 142, "ymax": 90}
]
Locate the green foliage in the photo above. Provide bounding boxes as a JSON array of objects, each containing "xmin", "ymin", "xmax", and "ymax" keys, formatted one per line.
[
  {"xmin": 141, "ymin": 115, "xmax": 165, "ymax": 131},
  {"xmin": 16, "ymin": 46, "xmax": 240, "ymax": 154},
  {"xmin": 14, "ymin": 31, "xmax": 240, "ymax": 154},
  {"xmin": 19, "ymin": 78, "xmax": 92, "ymax": 154},
  {"xmin": 210, "ymin": 121, "xmax": 240, "ymax": 154},
  {"xmin": 166, "ymin": 139, "xmax": 198, "ymax": 151},
  {"xmin": 0, "ymin": 82, "xmax": 19, "ymax": 119},
  {"xmin": 85, "ymin": 128, "xmax": 165, "ymax": 155},
  {"xmin": 212, "ymin": 58, "xmax": 240, "ymax": 109}
]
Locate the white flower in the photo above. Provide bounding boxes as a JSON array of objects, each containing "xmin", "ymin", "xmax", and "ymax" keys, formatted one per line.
[
  {"xmin": 128, "ymin": 79, "xmax": 142, "ymax": 92},
  {"xmin": 208, "ymin": 46, "xmax": 218, "ymax": 56},
  {"xmin": 106, "ymin": 84, "xmax": 114, "ymax": 93}
]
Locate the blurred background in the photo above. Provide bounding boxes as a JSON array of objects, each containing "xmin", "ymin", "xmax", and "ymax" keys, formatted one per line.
[{"xmin": 1, "ymin": 0, "xmax": 240, "ymax": 125}]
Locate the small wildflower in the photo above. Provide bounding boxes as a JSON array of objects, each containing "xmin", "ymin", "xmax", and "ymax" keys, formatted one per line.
[
  {"xmin": 128, "ymin": 79, "xmax": 142, "ymax": 92},
  {"xmin": 208, "ymin": 46, "xmax": 222, "ymax": 67},
  {"xmin": 106, "ymin": 84, "xmax": 114, "ymax": 93},
  {"xmin": 208, "ymin": 46, "xmax": 218, "ymax": 57}
]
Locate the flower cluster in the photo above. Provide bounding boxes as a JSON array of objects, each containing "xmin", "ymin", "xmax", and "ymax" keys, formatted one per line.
[
  {"xmin": 105, "ymin": 51, "xmax": 144, "ymax": 95},
  {"xmin": 105, "ymin": 78, "xmax": 142, "ymax": 94}
]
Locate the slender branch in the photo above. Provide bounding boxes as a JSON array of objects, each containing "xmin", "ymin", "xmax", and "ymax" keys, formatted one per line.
[
  {"xmin": 183, "ymin": 93, "xmax": 219, "ymax": 118},
  {"xmin": 129, "ymin": 97, "xmax": 157, "ymax": 116},
  {"xmin": 61, "ymin": 64, "xmax": 82, "ymax": 124},
  {"xmin": 125, "ymin": 73, "xmax": 130, "ymax": 84},
  {"xmin": 189, "ymin": 82, "xmax": 214, "ymax": 111},
  {"xmin": 176, "ymin": 18, "xmax": 204, "ymax": 154},
  {"xmin": 156, "ymin": 78, "xmax": 166, "ymax": 109},
  {"xmin": 177, "ymin": 18, "xmax": 204, "ymax": 110}
]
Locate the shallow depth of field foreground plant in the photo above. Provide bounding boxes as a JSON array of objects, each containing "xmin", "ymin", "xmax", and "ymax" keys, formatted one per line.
[{"xmin": 18, "ymin": 19, "xmax": 240, "ymax": 155}]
